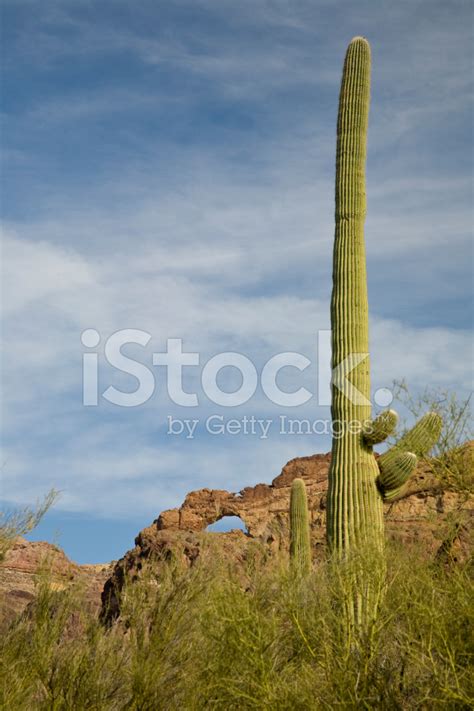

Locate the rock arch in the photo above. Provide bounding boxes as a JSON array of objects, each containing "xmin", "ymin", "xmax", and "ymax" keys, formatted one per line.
[{"xmin": 206, "ymin": 515, "xmax": 248, "ymax": 533}]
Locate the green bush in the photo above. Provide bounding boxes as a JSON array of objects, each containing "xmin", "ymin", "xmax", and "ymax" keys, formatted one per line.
[
  {"xmin": 391, "ymin": 381, "xmax": 473, "ymax": 495},
  {"xmin": 0, "ymin": 490, "xmax": 58, "ymax": 562},
  {"xmin": 1, "ymin": 541, "xmax": 472, "ymax": 710}
]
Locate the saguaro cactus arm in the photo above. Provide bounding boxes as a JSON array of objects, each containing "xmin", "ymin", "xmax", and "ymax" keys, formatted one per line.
[
  {"xmin": 289, "ymin": 478, "xmax": 311, "ymax": 576},
  {"xmin": 376, "ymin": 411, "xmax": 442, "ymax": 499},
  {"xmin": 380, "ymin": 412, "xmax": 442, "ymax": 462},
  {"xmin": 377, "ymin": 451, "xmax": 417, "ymax": 500},
  {"xmin": 362, "ymin": 409, "xmax": 398, "ymax": 445}
]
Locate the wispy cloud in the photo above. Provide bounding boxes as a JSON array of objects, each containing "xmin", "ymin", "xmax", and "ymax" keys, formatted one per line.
[
  {"xmin": 1, "ymin": 0, "xmax": 472, "ymax": 560},
  {"xmin": 1, "ymin": 224, "xmax": 471, "ymax": 520}
]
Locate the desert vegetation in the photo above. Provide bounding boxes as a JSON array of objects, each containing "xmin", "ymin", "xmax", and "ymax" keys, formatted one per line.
[
  {"xmin": 0, "ymin": 535, "xmax": 472, "ymax": 709},
  {"xmin": 0, "ymin": 490, "xmax": 58, "ymax": 564},
  {"xmin": 1, "ymin": 379, "xmax": 472, "ymax": 709},
  {"xmin": 1, "ymin": 37, "xmax": 472, "ymax": 710}
]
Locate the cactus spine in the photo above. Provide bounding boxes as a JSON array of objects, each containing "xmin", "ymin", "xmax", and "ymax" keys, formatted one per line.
[
  {"xmin": 326, "ymin": 38, "xmax": 442, "ymax": 564},
  {"xmin": 289, "ymin": 478, "xmax": 311, "ymax": 576}
]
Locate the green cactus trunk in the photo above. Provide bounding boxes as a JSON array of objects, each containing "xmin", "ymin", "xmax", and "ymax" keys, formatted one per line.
[
  {"xmin": 289, "ymin": 478, "xmax": 311, "ymax": 576},
  {"xmin": 327, "ymin": 37, "xmax": 384, "ymax": 555},
  {"xmin": 326, "ymin": 39, "xmax": 384, "ymax": 631},
  {"xmin": 325, "ymin": 39, "xmax": 442, "ymax": 628}
]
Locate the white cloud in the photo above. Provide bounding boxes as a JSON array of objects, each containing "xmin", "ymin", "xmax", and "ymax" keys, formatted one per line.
[
  {"xmin": 1, "ymin": 224, "xmax": 471, "ymax": 518},
  {"xmin": 1, "ymin": 0, "xmax": 471, "ymax": 526},
  {"xmin": 1, "ymin": 230, "xmax": 96, "ymax": 316}
]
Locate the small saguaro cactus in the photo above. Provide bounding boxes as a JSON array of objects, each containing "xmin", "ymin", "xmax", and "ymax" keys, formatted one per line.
[
  {"xmin": 326, "ymin": 37, "xmax": 442, "ymax": 561},
  {"xmin": 289, "ymin": 478, "xmax": 311, "ymax": 576}
]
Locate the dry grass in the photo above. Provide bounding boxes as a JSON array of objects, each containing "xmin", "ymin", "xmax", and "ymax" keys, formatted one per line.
[{"xmin": 0, "ymin": 539, "xmax": 472, "ymax": 710}]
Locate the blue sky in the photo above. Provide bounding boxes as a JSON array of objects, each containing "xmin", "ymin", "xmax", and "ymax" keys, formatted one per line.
[{"xmin": 1, "ymin": 0, "xmax": 472, "ymax": 563}]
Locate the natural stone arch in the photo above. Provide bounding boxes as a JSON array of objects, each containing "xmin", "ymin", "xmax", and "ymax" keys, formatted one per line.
[{"xmin": 206, "ymin": 515, "xmax": 249, "ymax": 534}]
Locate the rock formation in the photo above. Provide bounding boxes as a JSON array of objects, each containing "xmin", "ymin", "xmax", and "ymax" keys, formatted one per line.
[
  {"xmin": 0, "ymin": 537, "xmax": 113, "ymax": 629},
  {"xmin": 1, "ymin": 449, "xmax": 471, "ymax": 627},
  {"xmin": 101, "ymin": 449, "xmax": 473, "ymax": 622}
]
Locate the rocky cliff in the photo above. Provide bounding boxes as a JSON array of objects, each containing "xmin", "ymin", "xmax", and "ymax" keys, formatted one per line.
[
  {"xmin": 0, "ymin": 538, "xmax": 113, "ymax": 629},
  {"xmin": 101, "ymin": 450, "xmax": 473, "ymax": 621},
  {"xmin": 1, "ymin": 450, "xmax": 471, "ymax": 627}
]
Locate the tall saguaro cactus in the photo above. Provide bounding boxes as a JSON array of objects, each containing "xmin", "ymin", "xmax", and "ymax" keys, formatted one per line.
[
  {"xmin": 289, "ymin": 478, "xmax": 311, "ymax": 576},
  {"xmin": 326, "ymin": 38, "xmax": 442, "ymax": 564}
]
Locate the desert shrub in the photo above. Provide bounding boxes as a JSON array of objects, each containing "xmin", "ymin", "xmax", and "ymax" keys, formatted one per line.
[
  {"xmin": 391, "ymin": 380, "xmax": 473, "ymax": 495},
  {"xmin": 1, "ymin": 415, "xmax": 472, "ymax": 710},
  {"xmin": 189, "ymin": 544, "xmax": 473, "ymax": 709},
  {"xmin": 0, "ymin": 540, "xmax": 472, "ymax": 709},
  {"xmin": 0, "ymin": 490, "xmax": 58, "ymax": 562},
  {"xmin": 0, "ymin": 577, "xmax": 129, "ymax": 709}
]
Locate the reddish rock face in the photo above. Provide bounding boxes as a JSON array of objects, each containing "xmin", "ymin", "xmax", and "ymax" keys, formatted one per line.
[
  {"xmin": 156, "ymin": 454, "xmax": 331, "ymax": 539},
  {"xmin": 1, "ymin": 450, "xmax": 471, "ymax": 627},
  {"xmin": 0, "ymin": 538, "xmax": 113, "ymax": 629},
  {"xmin": 154, "ymin": 452, "xmax": 472, "ymax": 551},
  {"xmin": 101, "ymin": 451, "xmax": 473, "ymax": 622}
]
